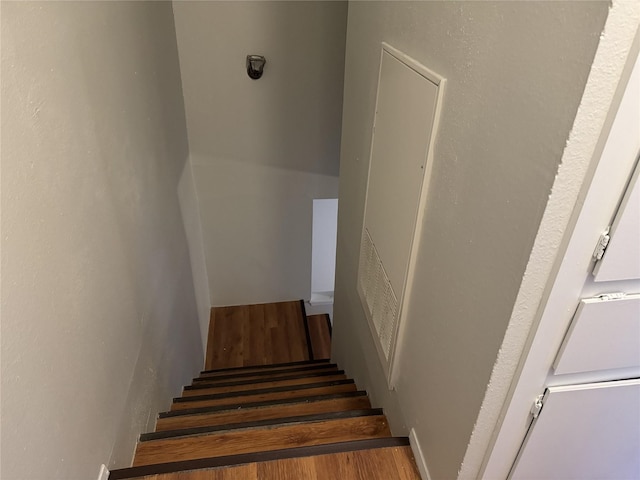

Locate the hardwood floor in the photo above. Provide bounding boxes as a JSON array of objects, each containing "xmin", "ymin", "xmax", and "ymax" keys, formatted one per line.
[
  {"xmin": 154, "ymin": 395, "xmax": 372, "ymax": 432},
  {"xmin": 140, "ymin": 446, "xmax": 420, "ymax": 479},
  {"xmin": 306, "ymin": 314, "xmax": 331, "ymax": 360},
  {"xmin": 169, "ymin": 381, "xmax": 357, "ymax": 411},
  {"xmin": 109, "ymin": 301, "xmax": 422, "ymax": 480},
  {"xmin": 181, "ymin": 373, "xmax": 348, "ymax": 396},
  {"xmin": 205, "ymin": 301, "xmax": 310, "ymax": 370},
  {"xmin": 133, "ymin": 415, "xmax": 391, "ymax": 466}
]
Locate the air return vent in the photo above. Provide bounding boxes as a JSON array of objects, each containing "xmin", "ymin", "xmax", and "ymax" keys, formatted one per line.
[
  {"xmin": 358, "ymin": 228, "xmax": 399, "ymax": 359},
  {"xmin": 357, "ymin": 43, "xmax": 445, "ymax": 386}
]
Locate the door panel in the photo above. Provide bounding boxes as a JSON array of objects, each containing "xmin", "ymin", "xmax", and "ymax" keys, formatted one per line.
[
  {"xmin": 553, "ymin": 294, "xmax": 640, "ymax": 374},
  {"xmin": 593, "ymin": 160, "xmax": 640, "ymax": 282},
  {"xmin": 510, "ymin": 379, "xmax": 640, "ymax": 480}
]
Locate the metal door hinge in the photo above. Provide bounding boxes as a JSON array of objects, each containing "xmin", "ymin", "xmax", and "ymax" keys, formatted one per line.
[
  {"xmin": 530, "ymin": 394, "xmax": 545, "ymax": 419},
  {"xmin": 592, "ymin": 227, "xmax": 611, "ymax": 261}
]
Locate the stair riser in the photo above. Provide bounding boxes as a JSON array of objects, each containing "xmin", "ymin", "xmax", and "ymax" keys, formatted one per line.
[{"xmin": 133, "ymin": 416, "xmax": 391, "ymax": 466}]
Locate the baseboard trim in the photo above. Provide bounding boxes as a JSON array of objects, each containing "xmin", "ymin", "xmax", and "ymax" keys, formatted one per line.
[{"xmin": 409, "ymin": 428, "xmax": 432, "ymax": 480}]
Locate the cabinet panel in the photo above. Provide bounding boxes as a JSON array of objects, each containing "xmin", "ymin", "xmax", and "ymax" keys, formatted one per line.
[
  {"xmin": 593, "ymin": 156, "xmax": 640, "ymax": 282},
  {"xmin": 511, "ymin": 379, "xmax": 640, "ymax": 480},
  {"xmin": 553, "ymin": 295, "xmax": 640, "ymax": 375}
]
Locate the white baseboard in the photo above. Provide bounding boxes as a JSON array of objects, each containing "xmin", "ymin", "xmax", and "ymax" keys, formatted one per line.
[
  {"xmin": 96, "ymin": 464, "xmax": 109, "ymax": 480},
  {"xmin": 409, "ymin": 428, "xmax": 432, "ymax": 480},
  {"xmin": 310, "ymin": 291, "xmax": 334, "ymax": 305}
]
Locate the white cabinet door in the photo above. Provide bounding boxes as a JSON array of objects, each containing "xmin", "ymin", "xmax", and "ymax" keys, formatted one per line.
[
  {"xmin": 593, "ymin": 160, "xmax": 640, "ymax": 282},
  {"xmin": 510, "ymin": 379, "xmax": 640, "ymax": 480},
  {"xmin": 553, "ymin": 294, "xmax": 640, "ymax": 375}
]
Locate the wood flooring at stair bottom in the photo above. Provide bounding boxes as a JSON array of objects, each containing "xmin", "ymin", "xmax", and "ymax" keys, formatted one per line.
[
  {"xmin": 206, "ymin": 301, "xmax": 310, "ymax": 370},
  {"xmin": 135, "ymin": 446, "xmax": 420, "ymax": 479},
  {"xmin": 133, "ymin": 415, "xmax": 391, "ymax": 466},
  {"xmin": 307, "ymin": 314, "xmax": 331, "ymax": 360}
]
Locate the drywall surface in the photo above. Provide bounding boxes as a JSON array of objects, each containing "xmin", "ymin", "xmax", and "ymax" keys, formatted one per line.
[
  {"xmin": 178, "ymin": 156, "xmax": 212, "ymax": 353},
  {"xmin": 1, "ymin": 3, "xmax": 203, "ymax": 478},
  {"xmin": 312, "ymin": 199, "xmax": 339, "ymax": 295},
  {"xmin": 331, "ymin": 2, "xmax": 608, "ymax": 479},
  {"xmin": 468, "ymin": 10, "xmax": 640, "ymax": 478},
  {"xmin": 190, "ymin": 153, "xmax": 338, "ymax": 305},
  {"xmin": 172, "ymin": 1, "xmax": 346, "ymax": 305}
]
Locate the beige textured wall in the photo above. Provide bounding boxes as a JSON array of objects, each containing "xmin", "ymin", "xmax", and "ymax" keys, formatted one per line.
[
  {"xmin": 172, "ymin": 1, "xmax": 346, "ymax": 305},
  {"xmin": 331, "ymin": 2, "xmax": 609, "ymax": 479},
  {"xmin": 1, "ymin": 2, "xmax": 203, "ymax": 478}
]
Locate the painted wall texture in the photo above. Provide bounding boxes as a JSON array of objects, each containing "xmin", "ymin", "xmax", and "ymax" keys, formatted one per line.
[
  {"xmin": 172, "ymin": 1, "xmax": 346, "ymax": 305},
  {"xmin": 1, "ymin": 2, "xmax": 203, "ymax": 478},
  {"xmin": 331, "ymin": 2, "xmax": 609, "ymax": 479}
]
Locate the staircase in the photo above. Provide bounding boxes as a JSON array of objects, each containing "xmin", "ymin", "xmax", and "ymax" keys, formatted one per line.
[{"xmin": 109, "ymin": 303, "xmax": 421, "ymax": 479}]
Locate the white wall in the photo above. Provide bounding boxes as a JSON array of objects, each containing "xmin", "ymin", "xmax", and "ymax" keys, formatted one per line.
[
  {"xmin": 312, "ymin": 199, "xmax": 338, "ymax": 295},
  {"xmin": 331, "ymin": 2, "xmax": 609, "ymax": 479},
  {"xmin": 178, "ymin": 157, "xmax": 211, "ymax": 353},
  {"xmin": 172, "ymin": 1, "xmax": 346, "ymax": 305},
  {"xmin": 1, "ymin": 3, "xmax": 203, "ymax": 478}
]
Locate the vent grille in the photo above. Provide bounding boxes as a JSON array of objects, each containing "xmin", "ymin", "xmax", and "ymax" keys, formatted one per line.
[{"xmin": 358, "ymin": 229, "xmax": 399, "ymax": 359}]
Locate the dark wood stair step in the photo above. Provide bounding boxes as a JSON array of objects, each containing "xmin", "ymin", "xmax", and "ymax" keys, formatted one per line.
[
  {"xmin": 307, "ymin": 313, "xmax": 332, "ymax": 360},
  {"xmin": 110, "ymin": 438, "xmax": 412, "ymax": 479},
  {"xmin": 170, "ymin": 379, "xmax": 356, "ymax": 411},
  {"xmin": 182, "ymin": 371, "xmax": 347, "ymax": 397},
  {"xmin": 205, "ymin": 301, "xmax": 311, "ymax": 370},
  {"xmin": 159, "ymin": 390, "xmax": 368, "ymax": 418},
  {"xmin": 193, "ymin": 363, "xmax": 339, "ymax": 384},
  {"xmin": 144, "ymin": 409, "xmax": 383, "ymax": 441},
  {"xmin": 132, "ymin": 414, "xmax": 391, "ymax": 466},
  {"xmin": 155, "ymin": 393, "xmax": 372, "ymax": 431},
  {"xmin": 199, "ymin": 359, "xmax": 330, "ymax": 378}
]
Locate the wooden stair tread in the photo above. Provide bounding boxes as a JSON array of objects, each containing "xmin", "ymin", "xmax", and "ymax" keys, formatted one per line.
[
  {"xmin": 144, "ymin": 409, "xmax": 383, "ymax": 441},
  {"xmin": 158, "ymin": 390, "xmax": 369, "ymax": 418},
  {"xmin": 111, "ymin": 438, "xmax": 412, "ymax": 479},
  {"xmin": 307, "ymin": 314, "xmax": 332, "ymax": 360},
  {"xmin": 182, "ymin": 373, "xmax": 347, "ymax": 397},
  {"xmin": 133, "ymin": 415, "xmax": 391, "ymax": 466},
  {"xmin": 156, "ymin": 394, "xmax": 372, "ymax": 431},
  {"xmin": 200, "ymin": 359, "xmax": 330, "ymax": 378},
  {"xmin": 193, "ymin": 364, "xmax": 338, "ymax": 384},
  {"xmin": 170, "ymin": 380, "xmax": 356, "ymax": 411},
  {"xmin": 152, "ymin": 446, "xmax": 419, "ymax": 479},
  {"xmin": 120, "ymin": 298, "xmax": 422, "ymax": 479}
]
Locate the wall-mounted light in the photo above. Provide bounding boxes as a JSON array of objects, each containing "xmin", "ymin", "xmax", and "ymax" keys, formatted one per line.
[{"xmin": 246, "ymin": 55, "xmax": 266, "ymax": 80}]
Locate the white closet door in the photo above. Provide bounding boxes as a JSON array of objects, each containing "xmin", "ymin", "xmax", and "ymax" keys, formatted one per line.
[
  {"xmin": 553, "ymin": 294, "xmax": 640, "ymax": 374},
  {"xmin": 592, "ymin": 154, "xmax": 640, "ymax": 283},
  {"xmin": 510, "ymin": 379, "xmax": 640, "ymax": 480}
]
